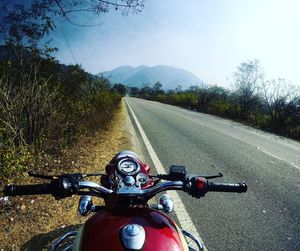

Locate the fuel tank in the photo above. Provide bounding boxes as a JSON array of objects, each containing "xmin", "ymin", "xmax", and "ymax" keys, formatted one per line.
[{"xmin": 74, "ymin": 207, "xmax": 189, "ymax": 251}]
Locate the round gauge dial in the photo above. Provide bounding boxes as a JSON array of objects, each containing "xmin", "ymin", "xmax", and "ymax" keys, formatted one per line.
[
  {"xmin": 136, "ymin": 173, "xmax": 149, "ymax": 185},
  {"xmin": 118, "ymin": 158, "xmax": 140, "ymax": 175}
]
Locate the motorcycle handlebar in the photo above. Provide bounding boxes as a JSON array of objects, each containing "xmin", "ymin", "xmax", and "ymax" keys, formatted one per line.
[
  {"xmin": 2, "ymin": 176, "xmax": 247, "ymax": 200},
  {"xmin": 208, "ymin": 181, "xmax": 247, "ymax": 193},
  {"xmin": 3, "ymin": 184, "xmax": 54, "ymax": 196},
  {"xmin": 2, "ymin": 180, "xmax": 113, "ymax": 199}
]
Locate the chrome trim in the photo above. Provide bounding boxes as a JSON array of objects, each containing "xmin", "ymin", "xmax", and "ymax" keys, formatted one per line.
[
  {"xmin": 117, "ymin": 158, "xmax": 140, "ymax": 176},
  {"xmin": 77, "ymin": 180, "xmax": 183, "ymax": 198},
  {"xmin": 141, "ymin": 181, "xmax": 183, "ymax": 196},
  {"xmin": 114, "ymin": 151, "xmax": 140, "ymax": 161},
  {"xmin": 149, "ymin": 203, "xmax": 164, "ymax": 210},
  {"xmin": 117, "ymin": 181, "xmax": 183, "ymax": 197},
  {"xmin": 118, "ymin": 182, "xmax": 142, "ymax": 194},
  {"xmin": 136, "ymin": 173, "xmax": 149, "ymax": 185},
  {"xmin": 79, "ymin": 181, "xmax": 113, "ymax": 194},
  {"xmin": 120, "ymin": 224, "xmax": 146, "ymax": 250},
  {"xmin": 181, "ymin": 229, "xmax": 205, "ymax": 251},
  {"xmin": 159, "ymin": 194, "xmax": 174, "ymax": 213},
  {"xmin": 78, "ymin": 195, "xmax": 92, "ymax": 216},
  {"xmin": 50, "ymin": 231, "xmax": 78, "ymax": 251}
]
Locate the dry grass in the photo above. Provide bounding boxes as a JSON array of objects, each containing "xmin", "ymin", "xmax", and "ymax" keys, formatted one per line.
[{"xmin": 0, "ymin": 99, "xmax": 133, "ymax": 250}]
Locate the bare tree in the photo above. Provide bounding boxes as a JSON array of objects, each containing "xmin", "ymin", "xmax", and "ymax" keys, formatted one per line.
[
  {"xmin": 53, "ymin": 0, "xmax": 145, "ymax": 26},
  {"xmin": 1, "ymin": 0, "xmax": 145, "ymax": 48},
  {"xmin": 175, "ymin": 85, "xmax": 182, "ymax": 93},
  {"xmin": 152, "ymin": 82, "xmax": 164, "ymax": 95},
  {"xmin": 0, "ymin": 61, "xmax": 61, "ymax": 146},
  {"xmin": 232, "ymin": 59, "xmax": 264, "ymax": 119},
  {"xmin": 196, "ymin": 86, "xmax": 228, "ymax": 112},
  {"xmin": 262, "ymin": 78, "xmax": 300, "ymax": 131}
]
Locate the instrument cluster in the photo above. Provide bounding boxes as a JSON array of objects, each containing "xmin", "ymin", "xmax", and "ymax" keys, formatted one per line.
[{"xmin": 109, "ymin": 158, "xmax": 149, "ymax": 189}]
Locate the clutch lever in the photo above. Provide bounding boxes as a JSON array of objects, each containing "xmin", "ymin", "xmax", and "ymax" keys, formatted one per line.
[
  {"xmin": 28, "ymin": 171, "xmax": 85, "ymax": 181},
  {"xmin": 28, "ymin": 171, "xmax": 55, "ymax": 180}
]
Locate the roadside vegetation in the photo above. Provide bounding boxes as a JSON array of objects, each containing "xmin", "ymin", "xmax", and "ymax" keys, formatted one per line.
[
  {"xmin": 129, "ymin": 60, "xmax": 300, "ymax": 141},
  {"xmin": 0, "ymin": 0, "xmax": 142, "ymax": 180},
  {"xmin": 0, "ymin": 2, "xmax": 142, "ymax": 247},
  {"xmin": 0, "ymin": 48, "xmax": 122, "ymax": 180},
  {"xmin": 0, "ymin": 101, "xmax": 132, "ymax": 250}
]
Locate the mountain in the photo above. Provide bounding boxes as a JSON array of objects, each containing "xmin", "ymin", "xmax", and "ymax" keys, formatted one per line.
[{"xmin": 99, "ymin": 65, "xmax": 202, "ymax": 89}]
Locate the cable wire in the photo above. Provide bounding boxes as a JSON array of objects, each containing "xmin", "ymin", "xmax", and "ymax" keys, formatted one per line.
[{"xmin": 59, "ymin": 24, "xmax": 77, "ymax": 65}]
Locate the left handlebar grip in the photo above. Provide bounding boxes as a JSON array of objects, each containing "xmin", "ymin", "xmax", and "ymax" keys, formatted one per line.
[{"xmin": 3, "ymin": 184, "xmax": 54, "ymax": 196}]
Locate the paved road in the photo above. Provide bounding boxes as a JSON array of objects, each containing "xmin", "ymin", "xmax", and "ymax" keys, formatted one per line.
[{"xmin": 126, "ymin": 97, "xmax": 300, "ymax": 251}]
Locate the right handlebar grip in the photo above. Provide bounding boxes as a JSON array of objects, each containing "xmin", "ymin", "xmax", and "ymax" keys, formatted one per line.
[
  {"xmin": 3, "ymin": 184, "xmax": 54, "ymax": 196},
  {"xmin": 208, "ymin": 182, "xmax": 247, "ymax": 193}
]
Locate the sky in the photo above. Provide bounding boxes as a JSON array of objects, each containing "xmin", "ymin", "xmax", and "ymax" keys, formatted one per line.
[{"xmin": 38, "ymin": 0, "xmax": 300, "ymax": 87}]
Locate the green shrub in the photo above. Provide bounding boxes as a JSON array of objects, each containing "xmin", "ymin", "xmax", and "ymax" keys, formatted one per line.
[{"xmin": 0, "ymin": 146, "xmax": 34, "ymax": 179}]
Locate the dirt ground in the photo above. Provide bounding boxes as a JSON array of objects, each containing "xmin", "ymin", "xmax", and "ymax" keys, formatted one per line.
[{"xmin": 0, "ymin": 99, "xmax": 137, "ymax": 250}]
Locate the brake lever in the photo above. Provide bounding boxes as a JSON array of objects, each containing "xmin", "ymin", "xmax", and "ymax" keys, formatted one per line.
[{"xmin": 202, "ymin": 172, "xmax": 223, "ymax": 180}]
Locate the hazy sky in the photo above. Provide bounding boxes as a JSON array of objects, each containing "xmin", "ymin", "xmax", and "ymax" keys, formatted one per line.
[{"xmin": 51, "ymin": 0, "xmax": 300, "ymax": 87}]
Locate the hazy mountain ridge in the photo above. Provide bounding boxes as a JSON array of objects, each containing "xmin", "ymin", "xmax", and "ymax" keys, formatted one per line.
[{"xmin": 100, "ymin": 65, "xmax": 202, "ymax": 89}]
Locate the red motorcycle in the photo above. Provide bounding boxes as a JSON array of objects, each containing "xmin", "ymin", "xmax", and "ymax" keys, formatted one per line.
[{"xmin": 3, "ymin": 151, "xmax": 247, "ymax": 251}]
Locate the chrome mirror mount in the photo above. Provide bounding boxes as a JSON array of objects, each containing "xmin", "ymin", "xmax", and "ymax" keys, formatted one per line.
[
  {"xmin": 159, "ymin": 194, "xmax": 174, "ymax": 213},
  {"xmin": 78, "ymin": 195, "xmax": 93, "ymax": 216}
]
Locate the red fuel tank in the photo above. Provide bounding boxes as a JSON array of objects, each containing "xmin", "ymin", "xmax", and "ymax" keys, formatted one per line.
[{"xmin": 75, "ymin": 207, "xmax": 189, "ymax": 251}]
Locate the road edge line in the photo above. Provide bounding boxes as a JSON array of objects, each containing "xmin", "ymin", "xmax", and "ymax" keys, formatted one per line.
[{"xmin": 126, "ymin": 99, "xmax": 207, "ymax": 250}]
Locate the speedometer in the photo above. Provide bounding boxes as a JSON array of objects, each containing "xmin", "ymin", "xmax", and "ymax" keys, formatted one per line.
[{"xmin": 117, "ymin": 158, "xmax": 140, "ymax": 175}]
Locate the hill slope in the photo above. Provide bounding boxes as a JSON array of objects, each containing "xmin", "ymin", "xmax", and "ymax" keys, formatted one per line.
[{"xmin": 100, "ymin": 65, "xmax": 202, "ymax": 89}]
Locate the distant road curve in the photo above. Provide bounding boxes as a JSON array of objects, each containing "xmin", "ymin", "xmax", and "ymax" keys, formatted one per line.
[{"xmin": 126, "ymin": 97, "xmax": 300, "ymax": 251}]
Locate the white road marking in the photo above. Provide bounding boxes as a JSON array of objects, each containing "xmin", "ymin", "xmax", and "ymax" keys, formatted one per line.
[
  {"xmin": 260, "ymin": 150, "xmax": 300, "ymax": 170},
  {"xmin": 126, "ymin": 100, "xmax": 207, "ymax": 250}
]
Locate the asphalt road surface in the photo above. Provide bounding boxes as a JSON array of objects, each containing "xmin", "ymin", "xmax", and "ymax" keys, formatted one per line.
[{"xmin": 126, "ymin": 97, "xmax": 300, "ymax": 251}]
